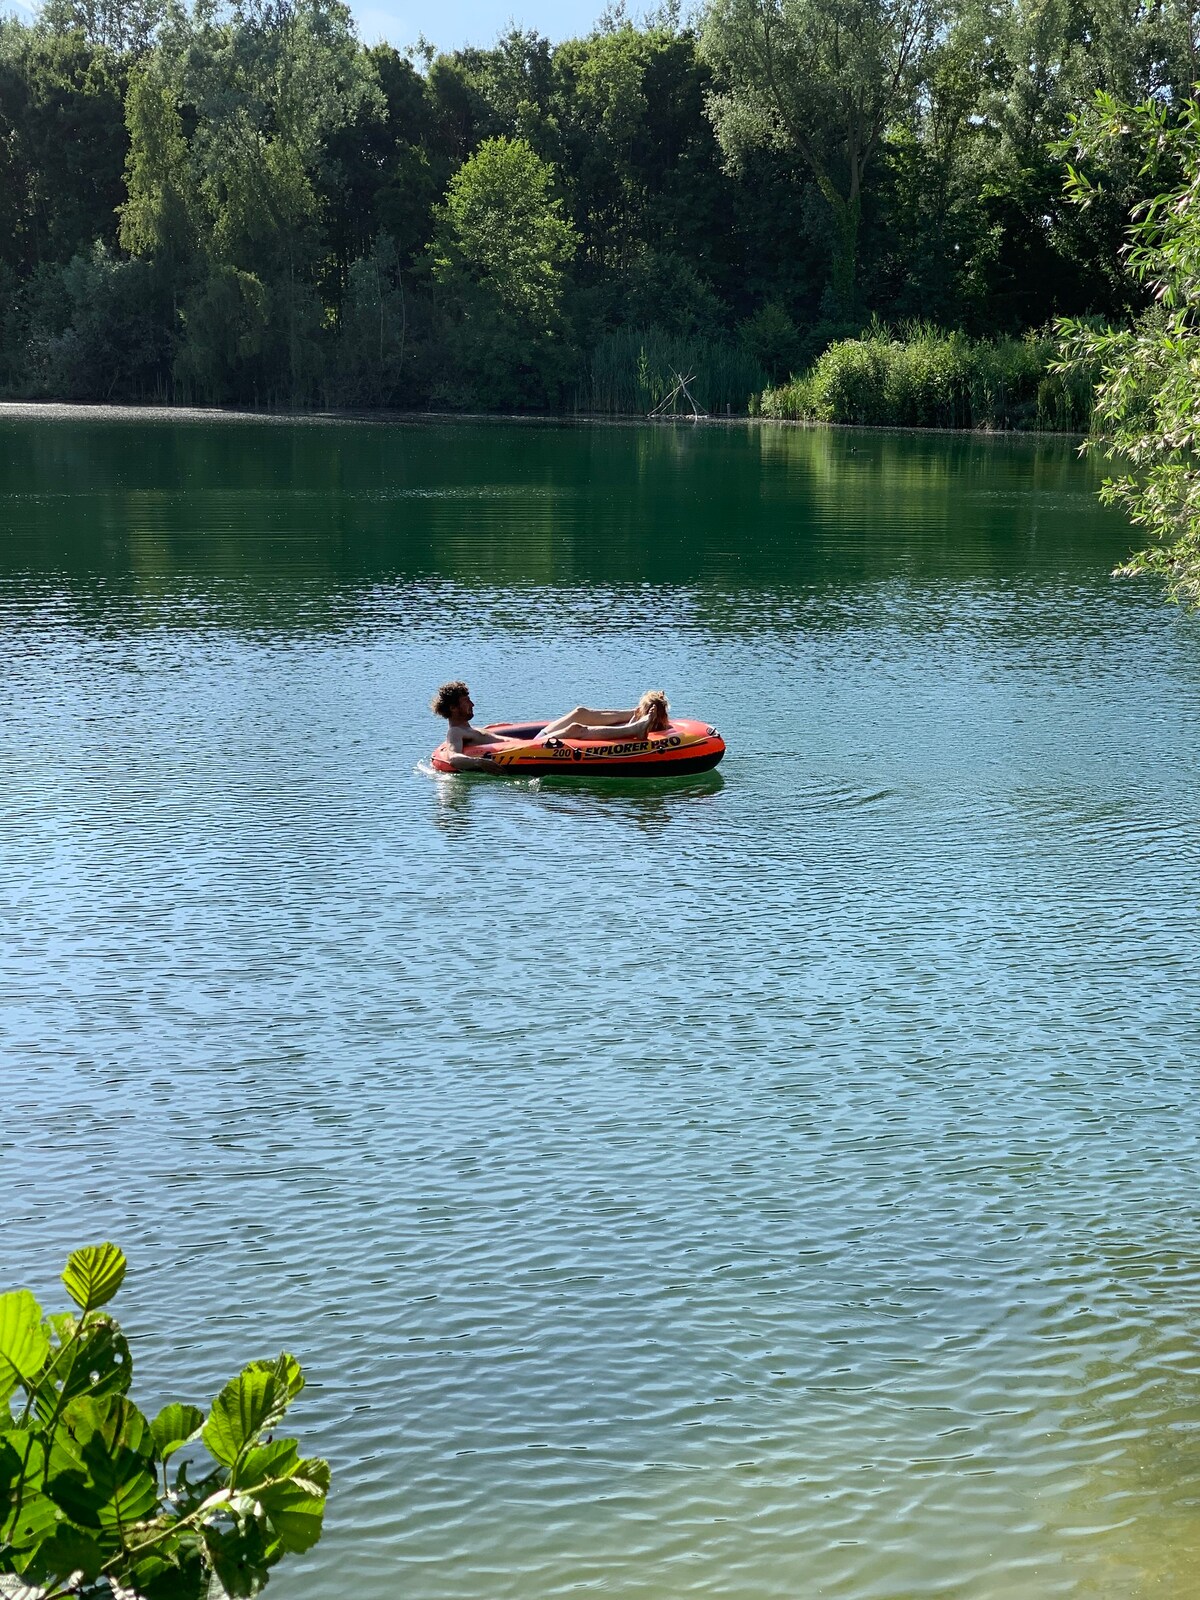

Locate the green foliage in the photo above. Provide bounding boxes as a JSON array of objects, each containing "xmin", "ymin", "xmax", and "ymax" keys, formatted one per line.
[
  {"xmin": 164, "ymin": 0, "xmax": 384, "ymax": 189},
  {"xmin": 327, "ymin": 232, "xmax": 416, "ymax": 406},
  {"xmin": 61, "ymin": 1245, "xmax": 126, "ymax": 1316},
  {"xmin": 0, "ymin": 1244, "xmax": 328, "ymax": 1600},
  {"xmin": 0, "ymin": 1293, "xmax": 51, "ymax": 1397},
  {"xmin": 2, "ymin": 245, "xmax": 170, "ymax": 401},
  {"xmin": 162, "ymin": 0, "xmax": 383, "ymax": 399},
  {"xmin": 739, "ymin": 302, "xmax": 800, "ymax": 382},
  {"xmin": 701, "ymin": 0, "xmax": 942, "ymax": 310},
  {"xmin": 761, "ymin": 322, "xmax": 1092, "ymax": 430},
  {"xmin": 0, "ymin": 0, "xmax": 1196, "ymax": 413},
  {"xmin": 149, "ymin": 1405, "xmax": 204, "ymax": 1462},
  {"xmin": 173, "ymin": 265, "xmax": 270, "ymax": 404},
  {"xmin": 0, "ymin": 22, "xmax": 128, "ymax": 274},
  {"xmin": 35, "ymin": 1311, "xmax": 132, "ymax": 1422},
  {"xmin": 39, "ymin": 0, "xmax": 165, "ymax": 54},
  {"xmin": 119, "ymin": 65, "xmax": 196, "ymax": 261},
  {"xmin": 618, "ymin": 248, "xmax": 725, "ymax": 337},
  {"xmin": 432, "ymin": 135, "xmax": 576, "ymax": 324},
  {"xmin": 430, "ymin": 135, "xmax": 578, "ymax": 407},
  {"xmin": 1056, "ymin": 93, "xmax": 1200, "ymax": 606}
]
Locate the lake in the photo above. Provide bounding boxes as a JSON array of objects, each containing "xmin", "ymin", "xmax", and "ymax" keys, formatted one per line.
[{"xmin": 3, "ymin": 407, "xmax": 1199, "ymax": 1599}]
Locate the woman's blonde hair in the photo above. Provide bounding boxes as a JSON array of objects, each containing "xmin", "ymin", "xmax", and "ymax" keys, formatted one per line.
[{"xmin": 637, "ymin": 689, "xmax": 669, "ymax": 730}]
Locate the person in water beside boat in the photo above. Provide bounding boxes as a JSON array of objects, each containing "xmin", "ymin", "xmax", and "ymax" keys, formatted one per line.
[{"xmin": 431, "ymin": 681, "xmax": 670, "ymax": 771}]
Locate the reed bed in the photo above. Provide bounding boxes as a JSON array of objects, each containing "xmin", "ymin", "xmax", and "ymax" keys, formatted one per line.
[
  {"xmin": 759, "ymin": 324, "xmax": 1094, "ymax": 432},
  {"xmin": 579, "ymin": 327, "xmax": 768, "ymax": 416}
]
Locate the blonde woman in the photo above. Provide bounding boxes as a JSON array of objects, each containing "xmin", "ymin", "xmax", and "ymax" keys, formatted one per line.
[{"xmin": 538, "ymin": 690, "xmax": 670, "ymax": 744}]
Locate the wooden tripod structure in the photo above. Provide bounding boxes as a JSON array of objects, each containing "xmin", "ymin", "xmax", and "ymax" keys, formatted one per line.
[{"xmin": 647, "ymin": 370, "xmax": 708, "ymax": 420}]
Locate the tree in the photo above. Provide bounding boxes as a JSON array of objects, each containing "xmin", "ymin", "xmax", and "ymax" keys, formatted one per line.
[
  {"xmin": 0, "ymin": 21, "xmax": 128, "ymax": 274},
  {"xmin": 119, "ymin": 64, "xmax": 195, "ymax": 264},
  {"xmin": 866, "ymin": 3, "xmax": 998, "ymax": 325},
  {"xmin": 1056, "ymin": 92, "xmax": 1200, "ymax": 606},
  {"xmin": 173, "ymin": 263, "xmax": 271, "ymax": 403},
  {"xmin": 960, "ymin": 0, "xmax": 1176, "ymax": 328},
  {"xmin": 432, "ymin": 135, "xmax": 576, "ymax": 324},
  {"xmin": 319, "ymin": 44, "xmax": 436, "ymax": 286},
  {"xmin": 1, "ymin": 1243, "xmax": 328, "ymax": 1599},
  {"xmin": 700, "ymin": 0, "xmax": 941, "ymax": 311},
  {"xmin": 329, "ymin": 231, "xmax": 413, "ymax": 404},
  {"xmin": 161, "ymin": 0, "xmax": 383, "ymax": 275},
  {"xmin": 552, "ymin": 23, "xmax": 653, "ymax": 269},
  {"xmin": 38, "ymin": 0, "xmax": 165, "ymax": 55},
  {"xmin": 158, "ymin": 0, "xmax": 383, "ymax": 399},
  {"xmin": 430, "ymin": 135, "xmax": 578, "ymax": 406}
]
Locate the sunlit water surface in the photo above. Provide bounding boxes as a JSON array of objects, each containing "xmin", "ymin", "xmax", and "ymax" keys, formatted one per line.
[{"xmin": 3, "ymin": 409, "xmax": 1200, "ymax": 1599}]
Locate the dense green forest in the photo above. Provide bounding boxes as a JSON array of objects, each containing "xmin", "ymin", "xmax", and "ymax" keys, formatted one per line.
[{"xmin": 0, "ymin": 0, "xmax": 1195, "ymax": 414}]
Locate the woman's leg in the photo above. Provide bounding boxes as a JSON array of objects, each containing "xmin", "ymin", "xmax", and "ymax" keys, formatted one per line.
[{"xmin": 540, "ymin": 705, "xmax": 632, "ymax": 737}]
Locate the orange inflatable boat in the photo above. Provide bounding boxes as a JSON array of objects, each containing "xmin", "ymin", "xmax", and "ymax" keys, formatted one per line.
[{"xmin": 431, "ymin": 717, "xmax": 725, "ymax": 778}]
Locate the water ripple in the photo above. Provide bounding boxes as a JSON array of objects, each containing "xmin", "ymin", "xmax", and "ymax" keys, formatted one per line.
[{"xmin": 3, "ymin": 415, "xmax": 1200, "ymax": 1599}]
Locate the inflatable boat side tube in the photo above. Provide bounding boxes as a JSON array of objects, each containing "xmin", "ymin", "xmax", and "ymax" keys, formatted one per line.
[{"xmin": 431, "ymin": 717, "xmax": 725, "ymax": 777}]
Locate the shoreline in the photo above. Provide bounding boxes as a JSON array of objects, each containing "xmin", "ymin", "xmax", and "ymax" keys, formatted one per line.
[{"xmin": 0, "ymin": 397, "xmax": 1084, "ymax": 442}]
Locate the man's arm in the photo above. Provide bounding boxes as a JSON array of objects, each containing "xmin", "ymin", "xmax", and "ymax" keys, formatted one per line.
[
  {"xmin": 443, "ymin": 723, "xmax": 501, "ymax": 771},
  {"xmin": 444, "ymin": 750, "xmax": 499, "ymax": 771}
]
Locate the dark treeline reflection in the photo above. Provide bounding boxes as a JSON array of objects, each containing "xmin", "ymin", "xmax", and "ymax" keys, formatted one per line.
[
  {"xmin": 0, "ymin": 416, "xmax": 1136, "ymax": 634},
  {"xmin": 0, "ymin": 0, "xmax": 1188, "ymax": 416}
]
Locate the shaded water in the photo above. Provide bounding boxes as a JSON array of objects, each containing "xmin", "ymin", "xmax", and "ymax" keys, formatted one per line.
[{"xmin": 3, "ymin": 408, "xmax": 1200, "ymax": 1599}]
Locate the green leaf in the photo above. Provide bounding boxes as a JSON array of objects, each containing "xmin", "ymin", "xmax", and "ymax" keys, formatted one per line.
[
  {"xmin": 62, "ymin": 1244, "xmax": 126, "ymax": 1315},
  {"xmin": 128, "ymin": 1544, "xmax": 208, "ymax": 1600},
  {"xmin": 243, "ymin": 1353, "xmax": 304, "ymax": 1432},
  {"xmin": 203, "ymin": 1367, "xmax": 282, "ymax": 1468},
  {"xmin": 0, "ymin": 1430, "xmax": 55, "ymax": 1556},
  {"xmin": 203, "ymin": 1519, "xmax": 277, "ymax": 1598},
  {"xmin": 35, "ymin": 1314, "xmax": 132, "ymax": 1422},
  {"xmin": 2, "ymin": 1487, "xmax": 64, "ymax": 1550},
  {"xmin": 47, "ymin": 1395, "xmax": 158, "ymax": 1532},
  {"xmin": 0, "ymin": 1427, "xmax": 35, "ymax": 1497},
  {"xmin": 22, "ymin": 1522, "xmax": 107, "ymax": 1586},
  {"xmin": 172, "ymin": 1454, "xmax": 224, "ymax": 1509},
  {"xmin": 151, "ymin": 1402, "xmax": 205, "ymax": 1462},
  {"xmin": 232, "ymin": 1435, "xmax": 298, "ymax": 1490},
  {"xmin": 256, "ymin": 1457, "xmax": 329, "ymax": 1554},
  {"xmin": 0, "ymin": 1289, "xmax": 50, "ymax": 1400}
]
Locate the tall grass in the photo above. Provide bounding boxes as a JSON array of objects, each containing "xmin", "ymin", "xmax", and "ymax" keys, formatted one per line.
[
  {"xmin": 579, "ymin": 326, "xmax": 768, "ymax": 416},
  {"xmin": 759, "ymin": 322, "xmax": 1094, "ymax": 432}
]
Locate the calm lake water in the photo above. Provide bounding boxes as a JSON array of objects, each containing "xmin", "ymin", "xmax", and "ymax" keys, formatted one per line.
[{"xmin": 3, "ymin": 407, "xmax": 1200, "ymax": 1599}]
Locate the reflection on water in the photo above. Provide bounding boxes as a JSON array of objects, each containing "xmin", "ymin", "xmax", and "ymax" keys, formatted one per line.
[
  {"xmin": 0, "ymin": 407, "xmax": 1136, "ymax": 606},
  {"xmin": 425, "ymin": 769, "xmax": 727, "ymax": 845},
  {"xmin": 2, "ymin": 409, "xmax": 1200, "ymax": 1600}
]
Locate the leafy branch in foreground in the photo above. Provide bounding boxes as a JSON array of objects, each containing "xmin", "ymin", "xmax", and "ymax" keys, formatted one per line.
[
  {"xmin": 1055, "ymin": 91, "xmax": 1200, "ymax": 606},
  {"xmin": 1, "ymin": 1245, "xmax": 328, "ymax": 1600}
]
